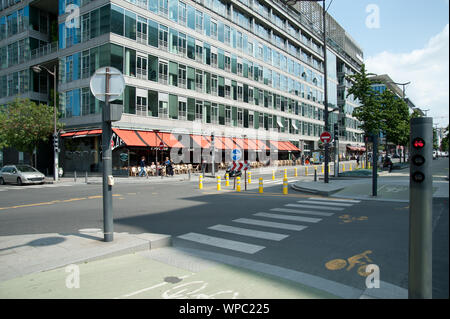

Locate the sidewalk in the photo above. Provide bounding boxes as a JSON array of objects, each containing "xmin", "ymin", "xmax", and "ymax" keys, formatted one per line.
[
  {"xmin": 45, "ymin": 161, "xmax": 357, "ymax": 185},
  {"xmin": 0, "ymin": 230, "xmax": 170, "ymax": 283},
  {"xmin": 291, "ymin": 168, "xmax": 449, "ymax": 202}
]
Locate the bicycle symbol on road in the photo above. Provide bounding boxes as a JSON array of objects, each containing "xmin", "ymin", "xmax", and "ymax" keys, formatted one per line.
[
  {"xmin": 162, "ymin": 280, "xmax": 239, "ymax": 299},
  {"xmin": 325, "ymin": 250, "xmax": 374, "ymax": 277},
  {"xmin": 338, "ymin": 214, "xmax": 368, "ymax": 224}
]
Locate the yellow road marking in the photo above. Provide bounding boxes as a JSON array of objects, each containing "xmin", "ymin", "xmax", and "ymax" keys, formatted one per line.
[{"xmin": 0, "ymin": 194, "xmax": 124, "ymax": 211}]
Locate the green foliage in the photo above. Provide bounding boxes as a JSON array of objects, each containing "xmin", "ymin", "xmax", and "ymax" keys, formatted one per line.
[
  {"xmin": 0, "ymin": 98, "xmax": 64, "ymax": 157},
  {"xmin": 440, "ymin": 125, "xmax": 449, "ymax": 151},
  {"xmin": 346, "ymin": 64, "xmax": 383, "ymax": 136},
  {"xmin": 379, "ymin": 89, "xmax": 410, "ymax": 147}
]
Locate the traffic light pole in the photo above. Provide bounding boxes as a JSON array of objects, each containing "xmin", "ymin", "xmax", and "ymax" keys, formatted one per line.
[
  {"xmin": 409, "ymin": 117, "xmax": 433, "ymax": 299},
  {"xmin": 102, "ymin": 68, "xmax": 113, "ymax": 242},
  {"xmin": 372, "ymin": 133, "xmax": 378, "ymax": 197}
]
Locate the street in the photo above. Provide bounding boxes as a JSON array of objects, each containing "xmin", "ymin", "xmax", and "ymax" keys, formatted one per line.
[{"xmin": 0, "ymin": 159, "xmax": 448, "ymax": 298}]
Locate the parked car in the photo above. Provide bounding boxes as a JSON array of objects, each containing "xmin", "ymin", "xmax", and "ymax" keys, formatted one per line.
[
  {"xmin": 0, "ymin": 164, "xmax": 45, "ymax": 185},
  {"xmin": 433, "ymin": 150, "xmax": 438, "ymax": 160}
]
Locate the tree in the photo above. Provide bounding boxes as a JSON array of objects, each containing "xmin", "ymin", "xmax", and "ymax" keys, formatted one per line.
[
  {"xmin": 346, "ymin": 64, "xmax": 383, "ymax": 166},
  {"xmin": 440, "ymin": 126, "xmax": 449, "ymax": 152},
  {"xmin": 0, "ymin": 98, "xmax": 63, "ymax": 167},
  {"xmin": 379, "ymin": 90, "xmax": 410, "ymax": 162}
]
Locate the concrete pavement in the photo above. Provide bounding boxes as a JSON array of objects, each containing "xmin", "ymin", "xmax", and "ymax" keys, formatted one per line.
[{"xmin": 291, "ymin": 164, "xmax": 449, "ymax": 202}]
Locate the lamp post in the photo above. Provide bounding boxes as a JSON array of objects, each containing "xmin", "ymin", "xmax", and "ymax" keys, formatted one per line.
[
  {"xmin": 32, "ymin": 64, "xmax": 58, "ymax": 182},
  {"xmin": 387, "ymin": 81, "xmax": 410, "ymax": 100},
  {"xmin": 282, "ymin": 0, "xmax": 330, "ymax": 182}
]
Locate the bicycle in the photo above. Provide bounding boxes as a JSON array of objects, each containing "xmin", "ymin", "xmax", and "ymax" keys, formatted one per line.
[{"xmin": 325, "ymin": 250, "xmax": 374, "ymax": 277}]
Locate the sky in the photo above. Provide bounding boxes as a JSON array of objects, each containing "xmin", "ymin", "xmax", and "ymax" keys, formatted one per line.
[{"xmin": 327, "ymin": 0, "xmax": 449, "ymax": 127}]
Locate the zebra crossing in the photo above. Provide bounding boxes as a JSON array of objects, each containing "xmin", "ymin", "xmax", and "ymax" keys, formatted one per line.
[
  {"xmin": 176, "ymin": 197, "xmax": 361, "ymax": 254},
  {"xmin": 0, "ymin": 183, "xmax": 77, "ymax": 192}
]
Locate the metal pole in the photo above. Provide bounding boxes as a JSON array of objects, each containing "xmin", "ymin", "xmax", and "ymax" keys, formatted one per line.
[
  {"xmin": 372, "ymin": 133, "xmax": 378, "ymax": 197},
  {"xmin": 322, "ymin": 0, "xmax": 329, "ymax": 184},
  {"xmin": 102, "ymin": 67, "xmax": 114, "ymax": 242},
  {"xmin": 409, "ymin": 117, "xmax": 433, "ymax": 299},
  {"xmin": 53, "ymin": 64, "xmax": 59, "ymax": 182},
  {"xmin": 211, "ymin": 133, "xmax": 215, "ymax": 177}
]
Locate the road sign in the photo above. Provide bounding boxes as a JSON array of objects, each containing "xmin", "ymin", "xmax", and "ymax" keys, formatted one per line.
[
  {"xmin": 237, "ymin": 162, "xmax": 244, "ymax": 171},
  {"xmin": 90, "ymin": 67, "xmax": 125, "ymax": 102},
  {"xmin": 159, "ymin": 142, "xmax": 164, "ymax": 150},
  {"xmin": 320, "ymin": 131, "xmax": 332, "ymax": 144},
  {"xmin": 243, "ymin": 160, "xmax": 250, "ymax": 171},
  {"xmin": 232, "ymin": 148, "xmax": 242, "ymax": 161}
]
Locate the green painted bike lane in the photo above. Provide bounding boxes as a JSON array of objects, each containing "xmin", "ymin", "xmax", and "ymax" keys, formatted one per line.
[{"xmin": 0, "ymin": 251, "xmax": 339, "ymax": 299}]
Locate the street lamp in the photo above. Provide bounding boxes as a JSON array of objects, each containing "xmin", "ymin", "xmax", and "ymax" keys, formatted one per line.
[
  {"xmin": 281, "ymin": 0, "xmax": 330, "ymax": 182},
  {"xmin": 387, "ymin": 81, "xmax": 410, "ymax": 99},
  {"xmin": 32, "ymin": 64, "xmax": 58, "ymax": 182}
]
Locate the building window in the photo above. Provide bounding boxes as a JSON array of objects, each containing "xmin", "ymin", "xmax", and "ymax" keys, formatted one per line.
[
  {"xmin": 178, "ymin": 64, "xmax": 186, "ymax": 88},
  {"xmin": 137, "ymin": 96, "xmax": 147, "ymax": 116},
  {"xmin": 178, "ymin": 100, "xmax": 187, "ymax": 120},
  {"xmin": 158, "ymin": 61, "xmax": 168, "ymax": 84},
  {"xmin": 137, "ymin": 17, "xmax": 148, "ymax": 44},
  {"xmin": 137, "ymin": 55, "xmax": 147, "ymax": 79}
]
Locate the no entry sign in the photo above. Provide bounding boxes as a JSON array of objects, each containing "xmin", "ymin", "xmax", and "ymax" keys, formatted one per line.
[{"xmin": 320, "ymin": 131, "xmax": 332, "ymax": 144}]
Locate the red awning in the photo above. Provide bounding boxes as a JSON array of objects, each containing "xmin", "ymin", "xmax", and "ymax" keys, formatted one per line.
[
  {"xmin": 136, "ymin": 131, "xmax": 159, "ymax": 147},
  {"xmin": 244, "ymin": 138, "xmax": 258, "ymax": 150},
  {"xmin": 156, "ymin": 132, "xmax": 185, "ymax": 148},
  {"xmin": 112, "ymin": 129, "xmax": 147, "ymax": 147},
  {"xmin": 254, "ymin": 139, "xmax": 269, "ymax": 151},
  {"xmin": 61, "ymin": 129, "xmax": 101, "ymax": 137},
  {"xmin": 285, "ymin": 141, "xmax": 300, "ymax": 151},
  {"xmin": 191, "ymin": 135, "xmax": 210, "ymax": 149},
  {"xmin": 232, "ymin": 137, "xmax": 247, "ymax": 150},
  {"xmin": 219, "ymin": 137, "xmax": 235, "ymax": 150}
]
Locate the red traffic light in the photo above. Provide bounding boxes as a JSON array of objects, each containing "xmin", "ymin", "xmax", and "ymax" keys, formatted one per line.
[{"xmin": 413, "ymin": 138, "xmax": 425, "ymax": 149}]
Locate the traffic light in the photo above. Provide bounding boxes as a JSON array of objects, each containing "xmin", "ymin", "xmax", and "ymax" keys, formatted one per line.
[
  {"xmin": 411, "ymin": 137, "xmax": 426, "ymax": 183},
  {"xmin": 410, "ymin": 119, "xmax": 432, "ymax": 184},
  {"xmin": 333, "ymin": 123, "xmax": 339, "ymax": 139},
  {"xmin": 53, "ymin": 135, "xmax": 59, "ymax": 152}
]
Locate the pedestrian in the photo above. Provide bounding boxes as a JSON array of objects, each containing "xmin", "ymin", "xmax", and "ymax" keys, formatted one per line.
[
  {"xmin": 292, "ymin": 155, "xmax": 296, "ymax": 166},
  {"xmin": 301, "ymin": 155, "xmax": 305, "ymax": 165},
  {"xmin": 138, "ymin": 156, "xmax": 146, "ymax": 177},
  {"xmin": 165, "ymin": 157, "xmax": 174, "ymax": 176},
  {"xmin": 356, "ymin": 155, "xmax": 360, "ymax": 167}
]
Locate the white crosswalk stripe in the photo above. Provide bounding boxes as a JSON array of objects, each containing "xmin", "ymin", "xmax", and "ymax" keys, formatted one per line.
[
  {"xmin": 308, "ymin": 197, "xmax": 361, "ymax": 204},
  {"xmin": 208, "ymin": 224, "xmax": 288, "ymax": 241},
  {"xmin": 233, "ymin": 218, "xmax": 308, "ymax": 231},
  {"xmin": 283, "ymin": 204, "xmax": 344, "ymax": 211},
  {"xmin": 177, "ymin": 232, "xmax": 265, "ymax": 254},
  {"xmin": 254, "ymin": 212, "xmax": 322, "ymax": 223},
  {"xmin": 275, "ymin": 207, "xmax": 334, "ymax": 217},
  {"xmin": 296, "ymin": 200, "xmax": 354, "ymax": 207}
]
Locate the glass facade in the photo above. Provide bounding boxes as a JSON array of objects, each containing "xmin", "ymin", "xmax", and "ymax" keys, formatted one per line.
[{"xmin": 0, "ymin": 0, "xmax": 363, "ymax": 145}]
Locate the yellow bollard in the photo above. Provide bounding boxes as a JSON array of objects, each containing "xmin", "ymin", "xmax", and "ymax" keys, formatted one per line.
[
  {"xmin": 248, "ymin": 172, "xmax": 252, "ymax": 184},
  {"xmin": 294, "ymin": 167, "xmax": 298, "ymax": 177},
  {"xmin": 259, "ymin": 177, "xmax": 263, "ymax": 193},
  {"xmin": 368, "ymin": 162, "xmax": 371, "ymax": 169},
  {"xmin": 305, "ymin": 167, "xmax": 308, "ymax": 176},
  {"xmin": 349, "ymin": 163, "xmax": 352, "ymax": 171},
  {"xmin": 225, "ymin": 173, "xmax": 230, "ymax": 186},
  {"xmin": 342, "ymin": 163, "xmax": 345, "ymax": 172},
  {"xmin": 284, "ymin": 168, "xmax": 287, "ymax": 179},
  {"xmin": 322, "ymin": 164, "xmax": 324, "ymax": 174},
  {"xmin": 282, "ymin": 177, "xmax": 288, "ymax": 195},
  {"xmin": 272, "ymin": 170, "xmax": 275, "ymax": 180},
  {"xmin": 236, "ymin": 177, "xmax": 241, "ymax": 192},
  {"xmin": 217, "ymin": 176, "xmax": 221, "ymax": 191},
  {"xmin": 199, "ymin": 174, "xmax": 203, "ymax": 189}
]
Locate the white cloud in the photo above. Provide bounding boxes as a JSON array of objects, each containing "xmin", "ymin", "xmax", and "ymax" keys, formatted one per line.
[{"xmin": 365, "ymin": 24, "xmax": 449, "ymax": 127}]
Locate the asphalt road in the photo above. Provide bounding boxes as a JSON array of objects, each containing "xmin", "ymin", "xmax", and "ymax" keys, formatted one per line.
[{"xmin": 0, "ymin": 159, "xmax": 448, "ymax": 298}]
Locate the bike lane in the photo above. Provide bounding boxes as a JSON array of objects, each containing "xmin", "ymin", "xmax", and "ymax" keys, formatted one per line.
[{"xmin": 0, "ymin": 249, "xmax": 339, "ymax": 299}]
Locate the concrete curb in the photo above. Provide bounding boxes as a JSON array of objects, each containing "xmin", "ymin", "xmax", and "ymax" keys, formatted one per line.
[
  {"xmin": 0, "ymin": 232, "xmax": 172, "ymax": 283},
  {"xmin": 290, "ymin": 182, "xmax": 345, "ymax": 196}
]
